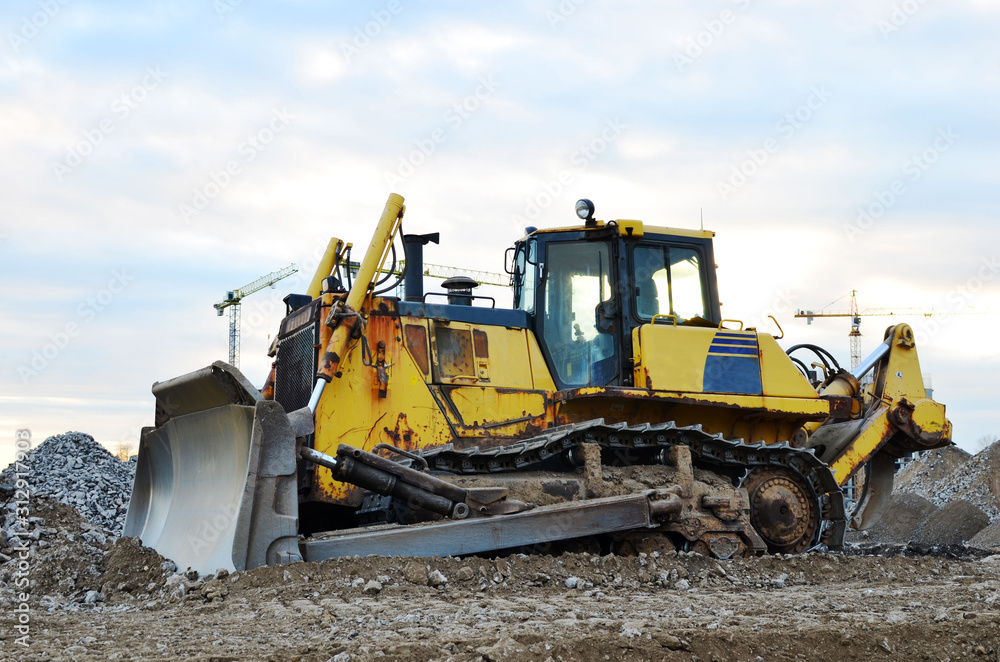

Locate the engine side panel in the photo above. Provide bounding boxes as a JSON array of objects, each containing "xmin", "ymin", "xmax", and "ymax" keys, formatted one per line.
[{"xmin": 309, "ymin": 302, "xmax": 560, "ymax": 506}]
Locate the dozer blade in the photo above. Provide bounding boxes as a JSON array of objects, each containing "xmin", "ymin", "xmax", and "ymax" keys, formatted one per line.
[
  {"xmin": 848, "ymin": 449, "xmax": 896, "ymax": 531},
  {"xmin": 124, "ymin": 362, "xmax": 301, "ymax": 575}
]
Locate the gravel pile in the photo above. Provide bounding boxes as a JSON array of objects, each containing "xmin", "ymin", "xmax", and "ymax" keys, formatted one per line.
[
  {"xmin": 895, "ymin": 443, "xmax": 1000, "ymax": 523},
  {"xmin": 0, "ymin": 431, "xmax": 135, "ymax": 535},
  {"xmin": 848, "ymin": 441, "xmax": 1000, "ymax": 548}
]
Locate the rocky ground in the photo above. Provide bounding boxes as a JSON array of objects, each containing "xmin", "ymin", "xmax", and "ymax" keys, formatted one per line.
[
  {"xmin": 2, "ymin": 433, "xmax": 1000, "ymax": 661},
  {"xmin": 3, "ymin": 542, "xmax": 1000, "ymax": 661}
]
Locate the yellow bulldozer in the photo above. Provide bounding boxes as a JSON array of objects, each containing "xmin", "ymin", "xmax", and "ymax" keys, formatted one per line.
[{"xmin": 124, "ymin": 194, "xmax": 952, "ymax": 574}]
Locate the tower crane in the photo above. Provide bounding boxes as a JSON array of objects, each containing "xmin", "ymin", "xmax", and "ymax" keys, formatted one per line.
[
  {"xmin": 214, "ymin": 264, "xmax": 298, "ymax": 368},
  {"xmin": 795, "ymin": 289, "xmax": 991, "ymax": 370}
]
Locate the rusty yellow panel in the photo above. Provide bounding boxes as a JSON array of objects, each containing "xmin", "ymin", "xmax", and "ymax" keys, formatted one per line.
[
  {"xmin": 525, "ymin": 331, "xmax": 557, "ymax": 391},
  {"xmin": 909, "ymin": 398, "xmax": 949, "ymax": 437},
  {"xmin": 401, "ymin": 317, "xmax": 431, "ymax": 381},
  {"xmin": 438, "ymin": 387, "xmax": 549, "ymax": 437},
  {"xmin": 484, "ymin": 326, "xmax": 545, "ymax": 388},
  {"xmin": 757, "ymin": 333, "xmax": 820, "ymax": 398},
  {"xmin": 828, "ymin": 408, "xmax": 894, "ymax": 484},
  {"xmin": 313, "ymin": 315, "xmax": 454, "ymax": 505},
  {"xmin": 560, "ymin": 386, "xmax": 830, "ymax": 420},
  {"xmin": 430, "ymin": 321, "xmax": 542, "ymax": 389},
  {"xmin": 555, "ymin": 392, "xmax": 816, "ymax": 446},
  {"xmin": 633, "ymin": 324, "xmax": 714, "ymax": 392}
]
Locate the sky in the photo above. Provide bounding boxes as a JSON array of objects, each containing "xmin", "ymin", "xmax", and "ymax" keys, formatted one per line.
[{"xmin": 1, "ymin": 0, "xmax": 998, "ymax": 467}]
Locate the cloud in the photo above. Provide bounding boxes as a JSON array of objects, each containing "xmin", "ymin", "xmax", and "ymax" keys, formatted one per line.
[{"xmin": 1, "ymin": 1, "xmax": 999, "ymax": 467}]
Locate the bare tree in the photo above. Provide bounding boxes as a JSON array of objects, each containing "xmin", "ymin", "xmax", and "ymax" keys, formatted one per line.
[
  {"xmin": 974, "ymin": 434, "xmax": 1000, "ymax": 453},
  {"xmin": 115, "ymin": 441, "xmax": 135, "ymax": 461}
]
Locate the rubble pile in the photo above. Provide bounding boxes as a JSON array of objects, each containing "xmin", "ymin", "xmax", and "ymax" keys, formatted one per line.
[
  {"xmin": 0, "ymin": 493, "xmax": 111, "ymax": 605},
  {"xmin": 849, "ymin": 441, "xmax": 1000, "ymax": 548},
  {"xmin": 0, "ymin": 431, "xmax": 135, "ymax": 535},
  {"xmin": 895, "ymin": 444, "xmax": 1000, "ymax": 522}
]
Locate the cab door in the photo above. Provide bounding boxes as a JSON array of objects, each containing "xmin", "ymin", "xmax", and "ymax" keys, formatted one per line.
[{"xmin": 536, "ymin": 238, "xmax": 621, "ymax": 389}]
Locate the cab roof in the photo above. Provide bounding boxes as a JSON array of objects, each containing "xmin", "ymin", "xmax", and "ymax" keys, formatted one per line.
[{"xmin": 526, "ymin": 219, "xmax": 714, "ymax": 240}]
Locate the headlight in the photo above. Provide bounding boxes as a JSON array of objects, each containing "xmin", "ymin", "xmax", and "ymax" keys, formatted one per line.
[{"xmin": 575, "ymin": 199, "xmax": 595, "ymax": 221}]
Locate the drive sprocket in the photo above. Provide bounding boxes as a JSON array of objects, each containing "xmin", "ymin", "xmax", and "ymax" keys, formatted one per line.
[{"xmin": 743, "ymin": 466, "xmax": 819, "ymax": 554}]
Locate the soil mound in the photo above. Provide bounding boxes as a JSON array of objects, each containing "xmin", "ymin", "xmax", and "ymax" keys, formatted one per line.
[
  {"xmin": 846, "ymin": 492, "xmax": 938, "ymax": 544},
  {"xmin": 913, "ymin": 499, "xmax": 989, "ymax": 545}
]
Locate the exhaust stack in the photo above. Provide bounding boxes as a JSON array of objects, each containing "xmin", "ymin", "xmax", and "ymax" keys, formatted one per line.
[{"xmin": 402, "ymin": 232, "xmax": 439, "ymax": 301}]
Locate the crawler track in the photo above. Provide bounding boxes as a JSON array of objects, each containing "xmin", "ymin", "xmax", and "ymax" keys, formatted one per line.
[{"xmin": 419, "ymin": 419, "xmax": 847, "ymax": 551}]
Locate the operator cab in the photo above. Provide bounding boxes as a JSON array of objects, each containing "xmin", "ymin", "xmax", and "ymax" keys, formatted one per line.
[{"xmin": 509, "ymin": 200, "xmax": 721, "ymax": 390}]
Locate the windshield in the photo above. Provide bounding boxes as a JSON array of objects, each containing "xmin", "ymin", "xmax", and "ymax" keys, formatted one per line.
[{"xmin": 633, "ymin": 244, "xmax": 706, "ymax": 322}]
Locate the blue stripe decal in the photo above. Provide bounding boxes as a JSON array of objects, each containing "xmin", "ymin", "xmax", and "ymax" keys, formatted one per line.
[
  {"xmin": 708, "ymin": 345, "xmax": 758, "ymax": 355},
  {"xmin": 703, "ymin": 355, "xmax": 763, "ymax": 395},
  {"xmin": 703, "ymin": 331, "xmax": 761, "ymax": 394}
]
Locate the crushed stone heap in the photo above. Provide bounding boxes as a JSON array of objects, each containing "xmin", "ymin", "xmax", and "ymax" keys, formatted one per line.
[
  {"xmin": 894, "ymin": 443, "xmax": 1000, "ymax": 523},
  {"xmin": 849, "ymin": 441, "xmax": 1000, "ymax": 548},
  {"xmin": 0, "ymin": 431, "xmax": 135, "ymax": 535}
]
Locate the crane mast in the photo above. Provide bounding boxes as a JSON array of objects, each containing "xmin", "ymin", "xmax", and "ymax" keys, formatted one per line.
[
  {"xmin": 796, "ymin": 289, "xmax": 990, "ymax": 370},
  {"xmin": 214, "ymin": 264, "xmax": 298, "ymax": 368}
]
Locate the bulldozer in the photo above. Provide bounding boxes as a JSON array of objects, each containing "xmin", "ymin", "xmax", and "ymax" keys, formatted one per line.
[{"xmin": 124, "ymin": 193, "xmax": 952, "ymax": 574}]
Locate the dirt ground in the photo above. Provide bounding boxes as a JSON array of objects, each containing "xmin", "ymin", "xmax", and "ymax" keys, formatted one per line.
[
  {"xmin": 3, "ymin": 542, "xmax": 1000, "ymax": 662},
  {"xmin": 5, "ymin": 439, "xmax": 1000, "ymax": 662}
]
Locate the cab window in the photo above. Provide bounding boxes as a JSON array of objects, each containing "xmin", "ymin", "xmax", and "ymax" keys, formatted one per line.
[
  {"xmin": 541, "ymin": 241, "xmax": 616, "ymax": 388},
  {"xmin": 512, "ymin": 240, "xmax": 537, "ymax": 313},
  {"xmin": 632, "ymin": 244, "xmax": 706, "ymax": 322}
]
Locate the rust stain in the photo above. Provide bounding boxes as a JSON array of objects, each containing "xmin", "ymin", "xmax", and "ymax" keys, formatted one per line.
[
  {"xmin": 404, "ymin": 324, "xmax": 429, "ymax": 374},
  {"xmin": 261, "ymin": 364, "xmax": 276, "ymax": 400},
  {"xmin": 435, "ymin": 326, "xmax": 475, "ymax": 379},
  {"xmin": 473, "ymin": 329, "xmax": 489, "ymax": 358},
  {"xmin": 382, "ymin": 412, "xmax": 418, "ymax": 451}
]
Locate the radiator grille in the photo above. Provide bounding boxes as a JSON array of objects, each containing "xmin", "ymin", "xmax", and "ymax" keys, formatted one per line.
[{"xmin": 274, "ymin": 323, "xmax": 316, "ymax": 413}]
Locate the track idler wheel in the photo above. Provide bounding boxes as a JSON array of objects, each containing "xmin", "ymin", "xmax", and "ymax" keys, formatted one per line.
[{"xmin": 743, "ymin": 467, "xmax": 818, "ymax": 554}]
